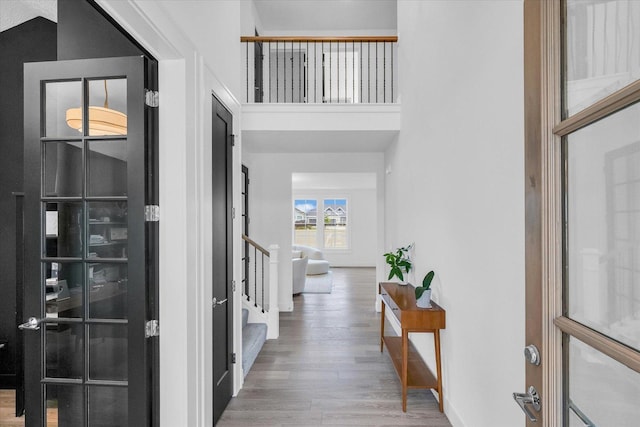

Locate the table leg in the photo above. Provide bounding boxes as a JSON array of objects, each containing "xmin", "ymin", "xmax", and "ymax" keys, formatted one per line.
[
  {"xmin": 434, "ymin": 329, "xmax": 443, "ymax": 412},
  {"xmin": 380, "ymin": 299, "xmax": 386, "ymax": 352},
  {"xmin": 402, "ymin": 328, "xmax": 408, "ymax": 412}
]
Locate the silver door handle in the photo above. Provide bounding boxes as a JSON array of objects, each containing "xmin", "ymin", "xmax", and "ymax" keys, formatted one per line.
[
  {"xmin": 513, "ymin": 386, "xmax": 541, "ymax": 422},
  {"xmin": 212, "ymin": 297, "xmax": 228, "ymax": 308},
  {"xmin": 18, "ymin": 317, "xmax": 42, "ymax": 331}
]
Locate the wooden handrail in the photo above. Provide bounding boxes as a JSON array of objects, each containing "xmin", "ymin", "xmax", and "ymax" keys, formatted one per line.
[
  {"xmin": 240, "ymin": 36, "xmax": 398, "ymax": 43},
  {"xmin": 242, "ymin": 234, "xmax": 270, "ymax": 257}
]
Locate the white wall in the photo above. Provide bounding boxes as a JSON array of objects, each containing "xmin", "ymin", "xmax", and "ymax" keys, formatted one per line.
[
  {"xmin": 155, "ymin": 0, "xmax": 242, "ymax": 98},
  {"xmin": 388, "ymin": 1, "xmax": 525, "ymax": 426},
  {"xmin": 97, "ymin": 1, "xmax": 244, "ymax": 426},
  {"xmin": 292, "ymin": 186, "xmax": 378, "ymax": 267},
  {"xmin": 243, "ymin": 152, "xmax": 385, "ymax": 311}
]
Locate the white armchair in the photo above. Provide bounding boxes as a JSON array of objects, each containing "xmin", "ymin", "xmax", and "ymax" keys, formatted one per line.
[
  {"xmin": 292, "ymin": 245, "xmax": 330, "ymax": 275},
  {"xmin": 292, "ymin": 256, "xmax": 309, "ymax": 295}
]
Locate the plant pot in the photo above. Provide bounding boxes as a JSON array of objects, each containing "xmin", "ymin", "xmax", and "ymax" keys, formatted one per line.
[{"xmin": 416, "ymin": 289, "xmax": 432, "ymax": 308}]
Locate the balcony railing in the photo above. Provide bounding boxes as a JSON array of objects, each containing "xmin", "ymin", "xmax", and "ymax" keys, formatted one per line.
[{"xmin": 241, "ymin": 36, "xmax": 398, "ymax": 104}]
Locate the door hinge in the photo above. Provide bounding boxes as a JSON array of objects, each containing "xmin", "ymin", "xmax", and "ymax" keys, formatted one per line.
[
  {"xmin": 230, "ymin": 134, "xmax": 236, "ymax": 147},
  {"xmin": 145, "ymin": 320, "xmax": 159, "ymax": 338},
  {"xmin": 232, "ymin": 207, "xmax": 236, "ymax": 219},
  {"xmin": 232, "ymin": 280, "xmax": 236, "ymax": 292},
  {"xmin": 145, "ymin": 205, "xmax": 160, "ymax": 222},
  {"xmin": 232, "ymin": 353, "xmax": 236, "ymax": 364},
  {"xmin": 145, "ymin": 90, "xmax": 159, "ymax": 107}
]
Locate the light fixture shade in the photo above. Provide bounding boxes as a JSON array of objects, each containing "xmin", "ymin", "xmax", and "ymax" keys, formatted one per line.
[{"xmin": 66, "ymin": 106, "xmax": 127, "ymax": 136}]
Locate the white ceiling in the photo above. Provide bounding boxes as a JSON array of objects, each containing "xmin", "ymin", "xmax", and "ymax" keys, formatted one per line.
[
  {"xmin": 242, "ymin": 130, "xmax": 396, "ymax": 153},
  {"xmin": 253, "ymin": 0, "xmax": 397, "ymax": 34},
  {"xmin": 0, "ymin": 0, "xmax": 57, "ymax": 32},
  {"xmin": 292, "ymin": 172, "xmax": 376, "ymax": 190}
]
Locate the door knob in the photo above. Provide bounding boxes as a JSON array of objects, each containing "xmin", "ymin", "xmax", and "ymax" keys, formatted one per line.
[
  {"xmin": 212, "ymin": 297, "xmax": 228, "ymax": 308},
  {"xmin": 513, "ymin": 386, "xmax": 541, "ymax": 422},
  {"xmin": 18, "ymin": 317, "xmax": 42, "ymax": 331}
]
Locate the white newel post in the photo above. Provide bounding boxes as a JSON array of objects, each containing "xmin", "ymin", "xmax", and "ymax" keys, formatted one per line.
[{"xmin": 267, "ymin": 244, "xmax": 280, "ymax": 339}]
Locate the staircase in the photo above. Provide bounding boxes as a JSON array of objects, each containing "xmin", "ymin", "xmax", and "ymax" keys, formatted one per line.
[
  {"xmin": 242, "ymin": 308, "xmax": 267, "ymax": 378},
  {"xmin": 240, "ymin": 235, "xmax": 279, "ymax": 378}
]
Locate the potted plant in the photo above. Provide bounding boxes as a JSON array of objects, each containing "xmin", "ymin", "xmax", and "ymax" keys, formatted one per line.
[
  {"xmin": 415, "ymin": 271, "xmax": 434, "ymax": 308},
  {"xmin": 383, "ymin": 244, "xmax": 413, "ymax": 285}
]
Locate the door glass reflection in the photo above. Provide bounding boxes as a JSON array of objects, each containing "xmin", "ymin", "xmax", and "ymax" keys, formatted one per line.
[
  {"xmin": 89, "ymin": 386, "xmax": 127, "ymax": 427},
  {"xmin": 45, "ymin": 323, "xmax": 83, "ymax": 379},
  {"xmin": 45, "ymin": 384, "xmax": 83, "ymax": 427},
  {"xmin": 45, "ymin": 262, "xmax": 83, "ymax": 319},
  {"xmin": 88, "ymin": 202, "xmax": 127, "ymax": 260},
  {"xmin": 567, "ymin": 337, "xmax": 640, "ymax": 426},
  {"xmin": 564, "ymin": 1, "xmax": 640, "ymax": 117},
  {"xmin": 565, "ymin": 102, "xmax": 640, "ymax": 351},
  {"xmin": 88, "ymin": 324, "xmax": 127, "ymax": 381},
  {"xmin": 88, "ymin": 263, "xmax": 127, "ymax": 320},
  {"xmin": 44, "ymin": 141, "xmax": 83, "ymax": 197},
  {"xmin": 45, "ymin": 203, "xmax": 83, "ymax": 258},
  {"xmin": 45, "ymin": 81, "xmax": 82, "ymax": 138},
  {"xmin": 88, "ymin": 139, "xmax": 127, "ymax": 197},
  {"xmin": 88, "ymin": 79, "xmax": 127, "ymax": 136}
]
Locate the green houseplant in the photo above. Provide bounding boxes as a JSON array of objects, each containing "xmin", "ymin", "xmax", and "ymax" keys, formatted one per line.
[
  {"xmin": 383, "ymin": 244, "xmax": 413, "ymax": 284},
  {"xmin": 415, "ymin": 271, "xmax": 434, "ymax": 308}
]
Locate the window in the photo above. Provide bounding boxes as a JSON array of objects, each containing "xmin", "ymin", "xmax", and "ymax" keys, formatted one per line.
[
  {"xmin": 323, "ymin": 198, "xmax": 348, "ymax": 249},
  {"xmin": 293, "ymin": 199, "xmax": 317, "ymax": 247},
  {"xmin": 293, "ymin": 198, "xmax": 348, "ymax": 250}
]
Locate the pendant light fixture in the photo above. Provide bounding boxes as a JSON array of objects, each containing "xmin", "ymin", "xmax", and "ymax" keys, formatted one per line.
[{"xmin": 66, "ymin": 80, "xmax": 127, "ymax": 136}]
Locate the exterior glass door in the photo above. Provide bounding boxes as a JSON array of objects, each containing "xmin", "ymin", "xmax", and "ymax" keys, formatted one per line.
[
  {"xmin": 22, "ymin": 56, "xmax": 157, "ymax": 427},
  {"xmin": 560, "ymin": 2, "xmax": 640, "ymax": 424}
]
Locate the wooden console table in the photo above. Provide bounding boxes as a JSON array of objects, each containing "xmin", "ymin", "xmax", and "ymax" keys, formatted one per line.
[{"xmin": 379, "ymin": 282, "xmax": 446, "ymax": 412}]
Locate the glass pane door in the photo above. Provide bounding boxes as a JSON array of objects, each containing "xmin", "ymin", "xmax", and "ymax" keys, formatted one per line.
[
  {"xmin": 44, "ymin": 76, "xmax": 129, "ymax": 426},
  {"xmin": 23, "ymin": 56, "xmax": 154, "ymax": 427},
  {"xmin": 559, "ymin": 1, "xmax": 640, "ymax": 424}
]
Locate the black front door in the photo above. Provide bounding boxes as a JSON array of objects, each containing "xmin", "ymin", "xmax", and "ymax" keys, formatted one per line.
[
  {"xmin": 211, "ymin": 95, "xmax": 233, "ymax": 424},
  {"xmin": 22, "ymin": 56, "xmax": 158, "ymax": 427}
]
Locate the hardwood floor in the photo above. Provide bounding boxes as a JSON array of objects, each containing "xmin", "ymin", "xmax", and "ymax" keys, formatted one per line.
[
  {"xmin": 219, "ymin": 267, "xmax": 453, "ymax": 426},
  {"xmin": 1, "ymin": 268, "xmax": 452, "ymax": 426},
  {"xmin": 0, "ymin": 390, "xmax": 24, "ymax": 427},
  {"xmin": 0, "ymin": 389, "xmax": 60, "ymax": 427}
]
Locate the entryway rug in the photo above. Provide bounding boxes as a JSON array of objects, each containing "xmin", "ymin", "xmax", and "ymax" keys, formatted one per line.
[{"xmin": 303, "ymin": 271, "xmax": 333, "ymax": 294}]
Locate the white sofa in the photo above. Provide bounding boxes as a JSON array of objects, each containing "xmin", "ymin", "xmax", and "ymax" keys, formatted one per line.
[{"xmin": 292, "ymin": 245, "xmax": 330, "ymax": 275}]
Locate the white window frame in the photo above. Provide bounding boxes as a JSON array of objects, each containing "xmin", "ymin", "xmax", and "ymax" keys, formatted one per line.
[{"xmin": 292, "ymin": 194, "xmax": 351, "ymax": 251}]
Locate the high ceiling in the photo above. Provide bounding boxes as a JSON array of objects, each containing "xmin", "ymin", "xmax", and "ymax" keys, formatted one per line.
[
  {"xmin": 253, "ymin": 0, "xmax": 397, "ymax": 34},
  {"xmin": 1, "ymin": 0, "xmax": 397, "ymax": 34},
  {"xmin": 0, "ymin": 0, "xmax": 56, "ymax": 32}
]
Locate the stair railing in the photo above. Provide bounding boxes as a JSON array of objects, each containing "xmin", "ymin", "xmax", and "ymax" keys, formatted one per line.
[
  {"xmin": 241, "ymin": 36, "xmax": 398, "ymax": 104},
  {"xmin": 242, "ymin": 234, "xmax": 279, "ymax": 339}
]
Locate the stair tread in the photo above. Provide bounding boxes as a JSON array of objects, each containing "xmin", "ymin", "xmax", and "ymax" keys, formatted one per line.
[{"xmin": 242, "ymin": 322, "xmax": 267, "ymax": 378}]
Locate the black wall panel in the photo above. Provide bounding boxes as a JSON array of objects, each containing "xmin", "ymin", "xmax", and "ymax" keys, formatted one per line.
[
  {"xmin": 57, "ymin": 0, "xmax": 145, "ymax": 60},
  {"xmin": 0, "ymin": 17, "xmax": 57, "ymax": 388}
]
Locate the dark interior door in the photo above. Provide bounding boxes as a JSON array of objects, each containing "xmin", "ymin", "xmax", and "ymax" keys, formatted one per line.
[
  {"xmin": 22, "ymin": 56, "xmax": 158, "ymax": 427},
  {"xmin": 211, "ymin": 95, "xmax": 233, "ymax": 423}
]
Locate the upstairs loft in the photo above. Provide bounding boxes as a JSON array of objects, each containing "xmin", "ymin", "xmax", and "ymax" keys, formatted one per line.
[
  {"xmin": 241, "ymin": 35, "xmax": 398, "ymax": 104},
  {"xmin": 240, "ymin": 35, "xmax": 401, "ymax": 151}
]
